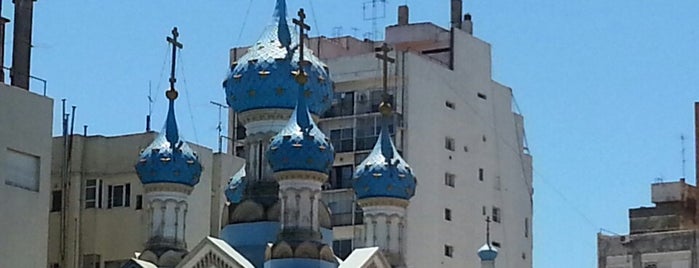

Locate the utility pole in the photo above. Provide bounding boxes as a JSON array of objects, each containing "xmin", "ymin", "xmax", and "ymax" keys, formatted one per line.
[{"xmin": 210, "ymin": 101, "xmax": 228, "ymax": 153}]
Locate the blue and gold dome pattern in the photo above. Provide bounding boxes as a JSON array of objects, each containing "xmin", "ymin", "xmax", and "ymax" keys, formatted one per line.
[
  {"xmin": 266, "ymin": 81, "xmax": 334, "ymax": 174},
  {"xmin": 353, "ymin": 111, "xmax": 416, "ymax": 200},
  {"xmin": 135, "ymin": 91, "xmax": 202, "ymax": 187},
  {"xmin": 223, "ymin": 0, "xmax": 332, "ymax": 115}
]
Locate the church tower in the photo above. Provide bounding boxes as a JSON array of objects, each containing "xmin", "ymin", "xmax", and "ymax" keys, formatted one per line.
[
  {"xmin": 221, "ymin": 1, "xmax": 334, "ymax": 266},
  {"xmin": 134, "ymin": 27, "xmax": 203, "ymax": 267},
  {"xmin": 264, "ymin": 24, "xmax": 337, "ymax": 265},
  {"xmin": 352, "ymin": 44, "xmax": 417, "ymax": 267}
]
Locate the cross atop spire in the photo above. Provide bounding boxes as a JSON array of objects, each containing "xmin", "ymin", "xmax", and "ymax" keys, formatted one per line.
[
  {"xmin": 166, "ymin": 27, "xmax": 183, "ymax": 100},
  {"xmin": 485, "ymin": 216, "xmax": 492, "ymax": 246},
  {"xmin": 375, "ymin": 43, "xmax": 395, "ymax": 116},
  {"xmin": 292, "ymin": 8, "xmax": 311, "ymax": 66}
]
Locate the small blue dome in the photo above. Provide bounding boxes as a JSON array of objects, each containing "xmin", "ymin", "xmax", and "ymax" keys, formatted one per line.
[
  {"xmin": 135, "ymin": 94, "xmax": 202, "ymax": 187},
  {"xmin": 477, "ymin": 243, "xmax": 498, "ymax": 261},
  {"xmin": 267, "ymin": 80, "xmax": 334, "ymax": 174},
  {"xmin": 223, "ymin": 0, "xmax": 332, "ymax": 116},
  {"xmin": 353, "ymin": 115, "xmax": 416, "ymax": 200},
  {"xmin": 225, "ymin": 165, "xmax": 247, "ymax": 203}
]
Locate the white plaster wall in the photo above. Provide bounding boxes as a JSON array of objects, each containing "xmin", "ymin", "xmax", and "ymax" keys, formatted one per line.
[{"xmin": 0, "ymin": 84, "xmax": 53, "ymax": 268}]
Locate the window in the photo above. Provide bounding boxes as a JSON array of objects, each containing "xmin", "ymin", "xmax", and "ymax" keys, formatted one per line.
[
  {"xmin": 524, "ymin": 217, "xmax": 529, "ymax": 238},
  {"xmin": 330, "ymin": 165, "xmax": 354, "ymax": 189},
  {"xmin": 4, "ymin": 148, "xmax": 40, "ymax": 192},
  {"xmin": 330, "ymin": 128, "xmax": 354, "ymax": 153},
  {"xmin": 492, "ymin": 207, "xmax": 501, "ymax": 223},
  {"xmin": 105, "ymin": 260, "xmax": 129, "ymax": 268},
  {"xmin": 492, "ymin": 241, "xmax": 501, "ymax": 248},
  {"xmin": 85, "ymin": 179, "xmax": 102, "ymax": 209},
  {"xmin": 333, "ymin": 239, "xmax": 353, "ymax": 259},
  {"xmin": 136, "ymin": 195, "xmax": 143, "ymax": 210},
  {"xmin": 445, "ymin": 101, "xmax": 455, "ymax": 109},
  {"xmin": 108, "ymin": 183, "xmax": 131, "ymax": 208},
  {"xmin": 356, "ymin": 116, "xmax": 394, "ymax": 151},
  {"xmin": 445, "ymin": 137, "xmax": 455, "ymax": 151},
  {"xmin": 444, "ymin": 173, "xmax": 455, "ymax": 187},
  {"xmin": 477, "ymin": 92, "xmax": 487, "ymax": 100},
  {"xmin": 644, "ymin": 263, "xmax": 657, "ymax": 268},
  {"xmin": 444, "ymin": 208, "xmax": 452, "ymax": 221},
  {"xmin": 444, "ymin": 245, "xmax": 454, "ymax": 257},
  {"xmin": 51, "ymin": 190, "xmax": 62, "ymax": 212},
  {"xmin": 478, "ymin": 168, "xmax": 484, "ymax": 181},
  {"xmin": 482, "ymin": 206, "xmax": 487, "ymax": 215},
  {"xmin": 82, "ymin": 254, "xmax": 101, "ymax": 268},
  {"xmin": 49, "ymin": 263, "xmax": 60, "ymax": 268},
  {"xmin": 324, "ymin": 92, "xmax": 355, "ymax": 117}
]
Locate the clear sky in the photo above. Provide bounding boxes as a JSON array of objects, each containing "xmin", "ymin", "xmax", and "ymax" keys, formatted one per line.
[{"xmin": 5, "ymin": 0, "xmax": 698, "ymax": 267}]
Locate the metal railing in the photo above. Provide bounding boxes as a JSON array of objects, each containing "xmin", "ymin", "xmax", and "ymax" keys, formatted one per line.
[{"xmin": 2, "ymin": 66, "xmax": 47, "ymax": 96}]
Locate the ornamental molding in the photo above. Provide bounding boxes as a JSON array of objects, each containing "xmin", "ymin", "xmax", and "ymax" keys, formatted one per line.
[
  {"xmin": 358, "ymin": 197, "xmax": 409, "ymax": 208},
  {"xmin": 144, "ymin": 183, "xmax": 193, "ymax": 195},
  {"xmin": 238, "ymin": 109, "xmax": 320, "ymax": 125},
  {"xmin": 274, "ymin": 170, "xmax": 328, "ymax": 184}
]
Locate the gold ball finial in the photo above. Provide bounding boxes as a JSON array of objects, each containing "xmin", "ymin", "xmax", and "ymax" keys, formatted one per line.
[
  {"xmin": 379, "ymin": 102, "xmax": 392, "ymax": 116},
  {"xmin": 293, "ymin": 69, "xmax": 308, "ymax": 85},
  {"xmin": 166, "ymin": 89, "xmax": 179, "ymax": 100}
]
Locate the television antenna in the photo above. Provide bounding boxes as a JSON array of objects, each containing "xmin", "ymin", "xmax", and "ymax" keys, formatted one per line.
[{"xmin": 362, "ymin": 0, "xmax": 387, "ymax": 40}]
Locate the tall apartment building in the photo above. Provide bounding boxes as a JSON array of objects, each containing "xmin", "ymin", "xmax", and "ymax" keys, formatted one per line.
[
  {"xmin": 0, "ymin": 1, "xmax": 53, "ymax": 267},
  {"xmin": 0, "ymin": 81, "xmax": 54, "ymax": 268},
  {"xmin": 228, "ymin": 3, "xmax": 533, "ymax": 267},
  {"xmin": 47, "ymin": 132, "xmax": 243, "ymax": 268}
]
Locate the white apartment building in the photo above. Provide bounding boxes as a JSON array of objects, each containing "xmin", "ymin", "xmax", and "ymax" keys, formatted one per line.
[
  {"xmin": 228, "ymin": 3, "xmax": 533, "ymax": 268},
  {"xmin": 0, "ymin": 83, "xmax": 54, "ymax": 268}
]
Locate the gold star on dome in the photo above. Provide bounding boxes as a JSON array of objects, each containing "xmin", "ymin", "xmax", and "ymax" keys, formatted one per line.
[
  {"xmin": 276, "ymin": 87, "xmax": 285, "ymax": 95},
  {"xmin": 248, "ymin": 89, "xmax": 256, "ymax": 97},
  {"xmin": 304, "ymin": 89, "xmax": 312, "ymax": 98}
]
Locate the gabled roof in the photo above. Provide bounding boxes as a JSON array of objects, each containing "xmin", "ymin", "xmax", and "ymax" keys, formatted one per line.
[
  {"xmin": 339, "ymin": 247, "xmax": 391, "ymax": 268},
  {"xmin": 176, "ymin": 236, "xmax": 254, "ymax": 268}
]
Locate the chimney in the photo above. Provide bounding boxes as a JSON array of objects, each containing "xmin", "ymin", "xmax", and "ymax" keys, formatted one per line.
[
  {"xmin": 398, "ymin": 5, "xmax": 409, "ymax": 26},
  {"xmin": 451, "ymin": 0, "xmax": 463, "ymax": 29},
  {"xmin": 11, "ymin": 0, "xmax": 34, "ymax": 90},
  {"xmin": 463, "ymin": 13, "xmax": 473, "ymax": 34},
  {"xmin": 695, "ymin": 102, "xmax": 698, "ymax": 183}
]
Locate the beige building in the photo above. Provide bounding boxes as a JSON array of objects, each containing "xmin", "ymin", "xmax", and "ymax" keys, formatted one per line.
[
  {"xmin": 229, "ymin": 3, "xmax": 533, "ymax": 268},
  {"xmin": 47, "ymin": 132, "xmax": 243, "ymax": 268},
  {"xmin": 598, "ymin": 179, "xmax": 699, "ymax": 268},
  {"xmin": 0, "ymin": 83, "xmax": 54, "ymax": 268}
]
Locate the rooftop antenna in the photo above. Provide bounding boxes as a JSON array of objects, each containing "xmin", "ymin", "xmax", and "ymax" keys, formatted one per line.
[
  {"xmin": 681, "ymin": 134, "xmax": 687, "ymax": 180},
  {"xmin": 363, "ymin": 0, "xmax": 386, "ymax": 41},
  {"xmin": 210, "ymin": 101, "xmax": 228, "ymax": 153},
  {"xmin": 332, "ymin": 26, "xmax": 343, "ymax": 37}
]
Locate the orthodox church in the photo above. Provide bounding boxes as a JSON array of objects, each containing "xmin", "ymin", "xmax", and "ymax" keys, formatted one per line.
[{"xmin": 121, "ymin": 1, "xmax": 498, "ymax": 267}]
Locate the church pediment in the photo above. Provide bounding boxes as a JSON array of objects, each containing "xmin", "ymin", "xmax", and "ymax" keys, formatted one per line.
[
  {"xmin": 339, "ymin": 247, "xmax": 391, "ymax": 268},
  {"xmin": 176, "ymin": 236, "xmax": 254, "ymax": 268}
]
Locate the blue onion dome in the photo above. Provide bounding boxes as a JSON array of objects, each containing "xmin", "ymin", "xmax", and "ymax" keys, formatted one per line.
[
  {"xmin": 266, "ymin": 71, "xmax": 334, "ymax": 174},
  {"xmin": 478, "ymin": 243, "xmax": 498, "ymax": 261},
  {"xmin": 223, "ymin": 0, "xmax": 333, "ymax": 116},
  {"xmin": 353, "ymin": 103, "xmax": 416, "ymax": 200},
  {"xmin": 135, "ymin": 90, "xmax": 203, "ymax": 187},
  {"xmin": 225, "ymin": 165, "xmax": 247, "ymax": 203}
]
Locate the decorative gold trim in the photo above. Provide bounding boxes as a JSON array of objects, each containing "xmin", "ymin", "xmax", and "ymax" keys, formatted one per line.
[
  {"xmin": 274, "ymin": 170, "xmax": 328, "ymax": 183},
  {"xmin": 358, "ymin": 197, "xmax": 409, "ymax": 208},
  {"xmin": 144, "ymin": 183, "xmax": 193, "ymax": 195}
]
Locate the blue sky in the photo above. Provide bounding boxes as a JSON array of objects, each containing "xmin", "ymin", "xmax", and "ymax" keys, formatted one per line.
[{"xmin": 6, "ymin": 0, "xmax": 698, "ymax": 267}]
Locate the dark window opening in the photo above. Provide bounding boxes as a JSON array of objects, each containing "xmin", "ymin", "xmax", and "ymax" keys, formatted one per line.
[
  {"xmin": 477, "ymin": 92, "xmax": 487, "ymax": 100},
  {"xmin": 444, "ymin": 208, "xmax": 452, "ymax": 221},
  {"xmin": 51, "ymin": 190, "xmax": 62, "ymax": 212}
]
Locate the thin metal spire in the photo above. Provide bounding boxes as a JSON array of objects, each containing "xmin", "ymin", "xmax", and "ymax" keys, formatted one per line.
[{"xmin": 165, "ymin": 27, "xmax": 183, "ymax": 147}]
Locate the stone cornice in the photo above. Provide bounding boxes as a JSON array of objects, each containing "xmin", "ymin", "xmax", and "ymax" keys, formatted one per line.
[{"xmin": 238, "ymin": 109, "xmax": 320, "ymax": 126}]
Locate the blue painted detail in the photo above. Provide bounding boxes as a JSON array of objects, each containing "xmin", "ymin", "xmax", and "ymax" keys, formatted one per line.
[
  {"xmin": 221, "ymin": 222, "xmax": 280, "ymax": 268},
  {"xmin": 264, "ymin": 258, "xmax": 338, "ymax": 268},
  {"xmin": 267, "ymin": 81, "xmax": 334, "ymax": 174},
  {"xmin": 275, "ymin": 0, "xmax": 291, "ymax": 49},
  {"xmin": 135, "ymin": 99, "xmax": 202, "ymax": 187},
  {"xmin": 478, "ymin": 243, "xmax": 499, "ymax": 261},
  {"xmin": 353, "ymin": 116, "xmax": 416, "ymax": 200},
  {"xmin": 225, "ymin": 165, "xmax": 247, "ymax": 203},
  {"xmin": 223, "ymin": 2, "xmax": 333, "ymax": 115}
]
